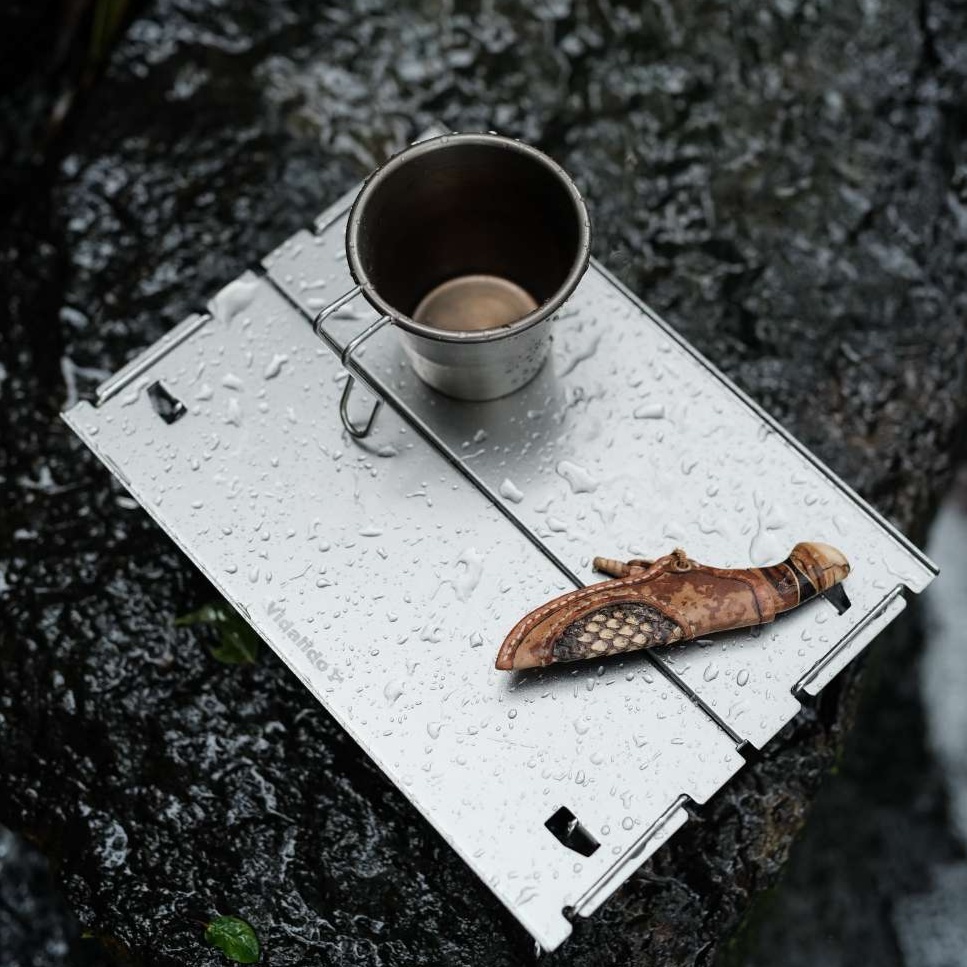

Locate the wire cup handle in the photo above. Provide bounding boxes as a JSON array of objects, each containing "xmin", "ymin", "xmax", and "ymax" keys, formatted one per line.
[{"xmin": 313, "ymin": 285, "xmax": 391, "ymax": 439}]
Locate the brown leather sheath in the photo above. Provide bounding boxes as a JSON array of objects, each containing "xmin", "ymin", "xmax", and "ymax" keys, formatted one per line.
[{"xmin": 495, "ymin": 542, "xmax": 850, "ymax": 671}]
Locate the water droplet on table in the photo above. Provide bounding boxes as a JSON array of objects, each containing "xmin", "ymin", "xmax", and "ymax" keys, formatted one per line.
[
  {"xmin": 384, "ymin": 679, "xmax": 404, "ymax": 704},
  {"xmin": 263, "ymin": 354, "xmax": 289, "ymax": 379},
  {"xmin": 633, "ymin": 403, "xmax": 665, "ymax": 420},
  {"xmin": 556, "ymin": 460, "xmax": 599, "ymax": 494},
  {"xmin": 210, "ymin": 276, "xmax": 259, "ymax": 325},
  {"xmin": 499, "ymin": 478, "xmax": 524, "ymax": 503}
]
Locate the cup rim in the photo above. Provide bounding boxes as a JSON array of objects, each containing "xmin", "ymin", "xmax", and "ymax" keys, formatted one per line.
[{"xmin": 345, "ymin": 133, "xmax": 592, "ymax": 345}]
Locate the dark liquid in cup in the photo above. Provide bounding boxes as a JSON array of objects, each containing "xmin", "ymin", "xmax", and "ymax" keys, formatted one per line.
[{"xmin": 412, "ymin": 274, "xmax": 539, "ymax": 332}]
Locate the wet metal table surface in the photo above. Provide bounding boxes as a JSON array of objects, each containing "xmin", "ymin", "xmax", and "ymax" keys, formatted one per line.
[
  {"xmin": 64, "ymin": 152, "xmax": 935, "ymax": 952},
  {"xmin": 63, "ymin": 273, "xmax": 742, "ymax": 952},
  {"xmin": 266, "ymin": 212, "xmax": 936, "ymax": 751}
]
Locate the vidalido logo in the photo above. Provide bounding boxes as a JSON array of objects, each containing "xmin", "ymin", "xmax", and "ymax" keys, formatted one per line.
[{"xmin": 266, "ymin": 600, "xmax": 343, "ymax": 681}]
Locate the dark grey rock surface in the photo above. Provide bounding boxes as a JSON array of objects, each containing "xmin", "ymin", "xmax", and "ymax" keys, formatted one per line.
[
  {"xmin": 739, "ymin": 475, "xmax": 967, "ymax": 967},
  {"xmin": 0, "ymin": 827, "xmax": 82, "ymax": 967},
  {"xmin": 734, "ymin": 606, "xmax": 962, "ymax": 967},
  {"xmin": 1, "ymin": 1, "xmax": 966, "ymax": 964}
]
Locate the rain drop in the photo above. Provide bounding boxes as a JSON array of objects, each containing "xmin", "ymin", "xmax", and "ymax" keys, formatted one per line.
[
  {"xmin": 556, "ymin": 460, "xmax": 599, "ymax": 494},
  {"xmin": 384, "ymin": 679, "xmax": 404, "ymax": 704},
  {"xmin": 263, "ymin": 354, "xmax": 289, "ymax": 379},
  {"xmin": 499, "ymin": 478, "xmax": 524, "ymax": 503}
]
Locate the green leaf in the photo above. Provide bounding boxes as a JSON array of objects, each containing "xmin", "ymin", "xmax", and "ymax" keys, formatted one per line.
[
  {"xmin": 175, "ymin": 603, "xmax": 260, "ymax": 664},
  {"xmin": 89, "ymin": 0, "xmax": 130, "ymax": 65},
  {"xmin": 204, "ymin": 915, "xmax": 260, "ymax": 964}
]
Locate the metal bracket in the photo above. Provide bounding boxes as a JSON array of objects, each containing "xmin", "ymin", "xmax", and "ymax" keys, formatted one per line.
[
  {"xmin": 795, "ymin": 587, "xmax": 907, "ymax": 697},
  {"xmin": 95, "ymin": 313, "xmax": 210, "ymax": 403},
  {"xmin": 312, "ymin": 284, "xmax": 389, "ymax": 439},
  {"xmin": 570, "ymin": 794, "xmax": 690, "ymax": 920}
]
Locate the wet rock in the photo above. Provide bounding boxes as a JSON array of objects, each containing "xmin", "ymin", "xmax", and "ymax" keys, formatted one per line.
[
  {"xmin": 0, "ymin": 825, "xmax": 81, "ymax": 967},
  {"xmin": 739, "ymin": 478, "xmax": 967, "ymax": 967},
  {"xmin": 893, "ymin": 864, "xmax": 967, "ymax": 967},
  {"xmin": 1, "ymin": 0, "xmax": 966, "ymax": 965}
]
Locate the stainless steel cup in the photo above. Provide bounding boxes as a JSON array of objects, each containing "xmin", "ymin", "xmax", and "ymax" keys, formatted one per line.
[{"xmin": 345, "ymin": 133, "xmax": 591, "ymax": 401}]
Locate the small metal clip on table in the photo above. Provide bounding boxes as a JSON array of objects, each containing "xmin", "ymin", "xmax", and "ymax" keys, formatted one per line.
[{"xmin": 63, "ymin": 128, "xmax": 937, "ymax": 953}]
